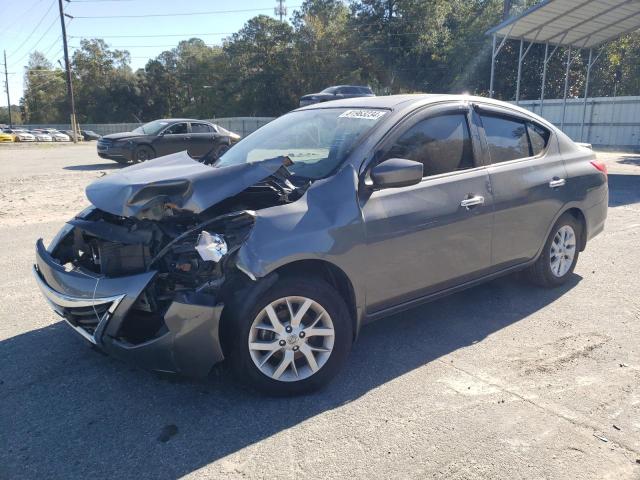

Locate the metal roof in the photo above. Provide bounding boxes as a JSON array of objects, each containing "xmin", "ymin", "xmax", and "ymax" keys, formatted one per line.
[{"xmin": 487, "ymin": 0, "xmax": 640, "ymax": 48}]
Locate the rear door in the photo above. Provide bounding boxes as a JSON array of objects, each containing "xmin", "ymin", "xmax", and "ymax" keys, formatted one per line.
[
  {"xmin": 188, "ymin": 122, "xmax": 216, "ymax": 158},
  {"xmin": 155, "ymin": 122, "xmax": 190, "ymax": 156},
  {"xmin": 360, "ymin": 103, "xmax": 494, "ymax": 312},
  {"xmin": 474, "ymin": 104, "xmax": 567, "ymax": 268}
]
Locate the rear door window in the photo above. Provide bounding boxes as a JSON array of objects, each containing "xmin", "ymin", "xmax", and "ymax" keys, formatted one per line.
[
  {"xmin": 191, "ymin": 123, "xmax": 212, "ymax": 133},
  {"xmin": 384, "ymin": 113, "xmax": 475, "ymax": 177},
  {"xmin": 480, "ymin": 114, "xmax": 531, "ymax": 163}
]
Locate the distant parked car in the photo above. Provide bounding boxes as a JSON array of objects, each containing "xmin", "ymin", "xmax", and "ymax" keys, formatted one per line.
[
  {"xmin": 97, "ymin": 118, "xmax": 241, "ymax": 164},
  {"xmin": 0, "ymin": 131, "xmax": 15, "ymax": 142},
  {"xmin": 299, "ymin": 85, "xmax": 375, "ymax": 107},
  {"xmin": 5, "ymin": 128, "xmax": 35, "ymax": 142},
  {"xmin": 60, "ymin": 130, "xmax": 83, "ymax": 141},
  {"xmin": 30, "ymin": 130, "xmax": 53, "ymax": 142},
  {"xmin": 81, "ymin": 130, "xmax": 101, "ymax": 141}
]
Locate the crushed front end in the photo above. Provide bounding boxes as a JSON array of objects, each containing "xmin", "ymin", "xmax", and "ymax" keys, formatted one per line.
[{"xmin": 33, "ymin": 207, "xmax": 256, "ymax": 376}]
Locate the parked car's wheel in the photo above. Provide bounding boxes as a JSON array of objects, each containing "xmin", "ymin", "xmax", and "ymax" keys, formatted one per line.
[
  {"xmin": 527, "ymin": 213, "xmax": 581, "ymax": 287},
  {"xmin": 227, "ymin": 276, "xmax": 352, "ymax": 395},
  {"xmin": 134, "ymin": 145, "xmax": 155, "ymax": 162}
]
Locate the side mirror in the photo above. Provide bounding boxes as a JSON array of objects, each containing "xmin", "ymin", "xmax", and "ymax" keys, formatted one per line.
[{"xmin": 370, "ymin": 158, "xmax": 423, "ymax": 189}]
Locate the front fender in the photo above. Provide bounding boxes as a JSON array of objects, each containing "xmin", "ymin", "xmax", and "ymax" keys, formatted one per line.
[{"xmin": 235, "ymin": 164, "xmax": 368, "ymax": 326}]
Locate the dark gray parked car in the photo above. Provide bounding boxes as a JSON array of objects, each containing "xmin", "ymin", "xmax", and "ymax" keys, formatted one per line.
[
  {"xmin": 97, "ymin": 118, "xmax": 240, "ymax": 164},
  {"xmin": 33, "ymin": 95, "xmax": 607, "ymax": 394},
  {"xmin": 299, "ymin": 85, "xmax": 375, "ymax": 107}
]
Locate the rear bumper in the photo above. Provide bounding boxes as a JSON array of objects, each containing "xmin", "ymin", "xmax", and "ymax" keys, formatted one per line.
[
  {"xmin": 33, "ymin": 237, "xmax": 224, "ymax": 376},
  {"xmin": 585, "ymin": 194, "xmax": 608, "ymax": 242}
]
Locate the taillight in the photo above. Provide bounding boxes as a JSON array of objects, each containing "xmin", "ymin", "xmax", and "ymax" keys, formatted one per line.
[{"xmin": 590, "ymin": 160, "xmax": 607, "ymax": 176}]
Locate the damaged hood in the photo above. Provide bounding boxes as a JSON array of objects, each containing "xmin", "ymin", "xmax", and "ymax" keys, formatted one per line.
[{"xmin": 86, "ymin": 151, "xmax": 286, "ymax": 217}]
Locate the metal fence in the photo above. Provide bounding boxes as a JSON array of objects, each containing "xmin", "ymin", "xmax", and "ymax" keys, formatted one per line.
[
  {"xmin": 212, "ymin": 117, "xmax": 274, "ymax": 137},
  {"xmin": 515, "ymin": 96, "xmax": 640, "ymax": 150},
  {"xmin": 18, "ymin": 117, "xmax": 275, "ymax": 138}
]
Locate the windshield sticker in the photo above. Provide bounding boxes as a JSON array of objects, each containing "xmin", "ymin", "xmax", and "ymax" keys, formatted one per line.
[{"xmin": 339, "ymin": 110, "xmax": 387, "ymax": 120}]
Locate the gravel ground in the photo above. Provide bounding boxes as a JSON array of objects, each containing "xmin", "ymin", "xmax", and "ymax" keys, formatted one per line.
[{"xmin": 0, "ymin": 143, "xmax": 639, "ymax": 479}]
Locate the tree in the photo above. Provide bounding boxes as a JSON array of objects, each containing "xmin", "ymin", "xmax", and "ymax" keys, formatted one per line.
[
  {"xmin": 222, "ymin": 16, "xmax": 297, "ymax": 116},
  {"xmin": 21, "ymin": 52, "xmax": 66, "ymax": 123}
]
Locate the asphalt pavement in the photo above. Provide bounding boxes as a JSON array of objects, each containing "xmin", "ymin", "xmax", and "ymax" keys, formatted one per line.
[{"xmin": 0, "ymin": 143, "xmax": 639, "ymax": 479}]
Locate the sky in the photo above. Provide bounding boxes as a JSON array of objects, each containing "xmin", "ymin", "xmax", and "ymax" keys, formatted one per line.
[{"xmin": 1, "ymin": 0, "xmax": 297, "ymax": 102}]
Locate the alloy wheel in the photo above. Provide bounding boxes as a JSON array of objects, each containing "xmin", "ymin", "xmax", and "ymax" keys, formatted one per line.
[
  {"xmin": 248, "ymin": 296, "xmax": 335, "ymax": 382},
  {"xmin": 549, "ymin": 225, "xmax": 576, "ymax": 277}
]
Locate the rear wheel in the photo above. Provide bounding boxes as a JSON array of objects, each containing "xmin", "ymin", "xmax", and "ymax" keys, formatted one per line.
[
  {"xmin": 527, "ymin": 213, "xmax": 581, "ymax": 287},
  {"xmin": 134, "ymin": 145, "xmax": 155, "ymax": 163},
  {"xmin": 227, "ymin": 276, "xmax": 352, "ymax": 395}
]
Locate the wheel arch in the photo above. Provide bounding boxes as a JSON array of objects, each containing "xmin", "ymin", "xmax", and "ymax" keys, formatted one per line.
[
  {"xmin": 534, "ymin": 205, "xmax": 589, "ymax": 261},
  {"xmin": 270, "ymin": 259, "xmax": 359, "ymax": 339},
  {"xmin": 221, "ymin": 257, "xmax": 360, "ymax": 351},
  {"xmin": 563, "ymin": 207, "xmax": 588, "ymax": 251}
]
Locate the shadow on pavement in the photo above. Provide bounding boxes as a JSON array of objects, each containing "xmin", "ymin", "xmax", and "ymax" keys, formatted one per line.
[
  {"xmin": 0, "ymin": 273, "xmax": 580, "ymax": 479},
  {"xmin": 64, "ymin": 163, "xmax": 123, "ymax": 171},
  {"xmin": 608, "ymin": 173, "xmax": 640, "ymax": 207}
]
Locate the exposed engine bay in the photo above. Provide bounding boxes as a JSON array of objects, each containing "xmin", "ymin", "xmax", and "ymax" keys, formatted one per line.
[{"xmin": 47, "ymin": 155, "xmax": 309, "ymax": 347}]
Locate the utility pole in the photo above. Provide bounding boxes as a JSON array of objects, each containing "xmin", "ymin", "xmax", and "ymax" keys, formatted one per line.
[
  {"xmin": 502, "ymin": 0, "xmax": 512, "ymax": 20},
  {"xmin": 3, "ymin": 50, "xmax": 12, "ymax": 127},
  {"xmin": 58, "ymin": 0, "xmax": 78, "ymax": 142},
  {"xmin": 274, "ymin": 0, "xmax": 287, "ymax": 22}
]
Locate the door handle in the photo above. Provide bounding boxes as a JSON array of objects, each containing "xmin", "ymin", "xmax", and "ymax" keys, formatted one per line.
[
  {"xmin": 548, "ymin": 178, "xmax": 566, "ymax": 188},
  {"xmin": 460, "ymin": 195, "xmax": 485, "ymax": 209}
]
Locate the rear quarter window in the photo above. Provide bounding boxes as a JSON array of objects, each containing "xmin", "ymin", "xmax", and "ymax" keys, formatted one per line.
[
  {"xmin": 527, "ymin": 122, "xmax": 550, "ymax": 155},
  {"xmin": 480, "ymin": 114, "xmax": 530, "ymax": 163}
]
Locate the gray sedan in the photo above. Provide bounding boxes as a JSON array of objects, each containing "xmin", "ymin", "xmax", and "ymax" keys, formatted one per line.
[{"xmin": 33, "ymin": 94, "xmax": 607, "ymax": 394}]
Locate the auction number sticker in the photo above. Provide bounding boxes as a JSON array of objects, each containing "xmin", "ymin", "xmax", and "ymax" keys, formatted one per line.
[{"xmin": 339, "ymin": 110, "xmax": 387, "ymax": 120}]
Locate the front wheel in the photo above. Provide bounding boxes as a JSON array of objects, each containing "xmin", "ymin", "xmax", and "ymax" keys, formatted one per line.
[
  {"xmin": 227, "ymin": 277, "xmax": 352, "ymax": 395},
  {"xmin": 527, "ymin": 213, "xmax": 581, "ymax": 287},
  {"xmin": 133, "ymin": 145, "xmax": 155, "ymax": 163}
]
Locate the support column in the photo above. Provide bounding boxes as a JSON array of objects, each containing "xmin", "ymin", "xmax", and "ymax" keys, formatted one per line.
[
  {"xmin": 489, "ymin": 34, "xmax": 497, "ymax": 98},
  {"xmin": 561, "ymin": 46, "xmax": 572, "ymax": 131},
  {"xmin": 515, "ymin": 39, "xmax": 524, "ymax": 104},
  {"xmin": 540, "ymin": 43, "xmax": 549, "ymax": 116},
  {"xmin": 580, "ymin": 48, "xmax": 604, "ymax": 141}
]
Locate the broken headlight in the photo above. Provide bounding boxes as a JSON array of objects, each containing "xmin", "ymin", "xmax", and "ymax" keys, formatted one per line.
[{"xmin": 195, "ymin": 231, "xmax": 228, "ymax": 263}]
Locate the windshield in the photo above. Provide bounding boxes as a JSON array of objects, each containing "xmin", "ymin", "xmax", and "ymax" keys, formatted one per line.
[
  {"xmin": 132, "ymin": 120, "xmax": 170, "ymax": 135},
  {"xmin": 216, "ymin": 108, "xmax": 388, "ymax": 180}
]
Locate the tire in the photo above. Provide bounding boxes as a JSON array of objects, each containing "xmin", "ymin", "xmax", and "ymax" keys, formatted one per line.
[
  {"xmin": 527, "ymin": 213, "xmax": 581, "ymax": 288},
  {"xmin": 226, "ymin": 276, "xmax": 352, "ymax": 395},
  {"xmin": 133, "ymin": 145, "xmax": 155, "ymax": 163}
]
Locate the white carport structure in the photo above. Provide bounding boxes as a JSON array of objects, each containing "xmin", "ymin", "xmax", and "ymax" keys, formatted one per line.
[{"xmin": 486, "ymin": 0, "xmax": 640, "ymax": 140}]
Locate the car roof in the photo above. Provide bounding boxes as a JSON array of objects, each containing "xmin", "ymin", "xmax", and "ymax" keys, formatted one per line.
[
  {"xmin": 295, "ymin": 93, "xmax": 555, "ymax": 125},
  {"xmin": 298, "ymin": 94, "xmax": 446, "ymax": 110},
  {"xmin": 156, "ymin": 118, "xmax": 211, "ymax": 123}
]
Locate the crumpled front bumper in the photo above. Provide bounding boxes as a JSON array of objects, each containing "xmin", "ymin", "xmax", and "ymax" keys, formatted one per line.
[{"xmin": 33, "ymin": 237, "xmax": 225, "ymax": 377}]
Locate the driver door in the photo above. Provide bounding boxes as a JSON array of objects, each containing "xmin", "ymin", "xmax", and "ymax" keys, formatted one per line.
[
  {"xmin": 360, "ymin": 103, "xmax": 494, "ymax": 313},
  {"xmin": 155, "ymin": 122, "xmax": 190, "ymax": 157}
]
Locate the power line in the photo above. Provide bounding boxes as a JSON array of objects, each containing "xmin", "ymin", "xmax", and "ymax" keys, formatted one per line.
[
  {"xmin": 6, "ymin": 0, "xmax": 57, "ymax": 59},
  {"xmin": 69, "ymin": 32, "xmax": 236, "ymax": 39},
  {"xmin": 72, "ymin": 6, "xmax": 301, "ymax": 18},
  {"xmin": 7, "ymin": 16, "xmax": 62, "ymax": 68}
]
